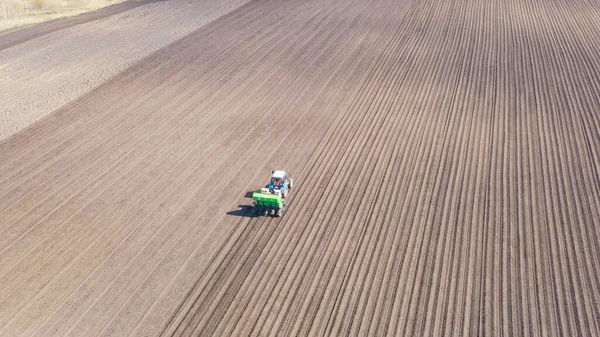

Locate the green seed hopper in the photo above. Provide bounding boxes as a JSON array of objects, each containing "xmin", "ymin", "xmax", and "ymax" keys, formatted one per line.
[{"xmin": 252, "ymin": 192, "xmax": 285, "ymax": 216}]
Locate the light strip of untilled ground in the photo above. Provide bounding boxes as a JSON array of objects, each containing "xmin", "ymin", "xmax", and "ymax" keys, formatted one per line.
[{"xmin": 0, "ymin": 0, "xmax": 251, "ymax": 141}]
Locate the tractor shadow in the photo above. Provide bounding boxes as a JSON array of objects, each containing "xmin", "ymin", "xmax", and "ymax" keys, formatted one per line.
[
  {"xmin": 227, "ymin": 191, "xmax": 260, "ymax": 217},
  {"xmin": 227, "ymin": 205, "xmax": 255, "ymax": 217}
]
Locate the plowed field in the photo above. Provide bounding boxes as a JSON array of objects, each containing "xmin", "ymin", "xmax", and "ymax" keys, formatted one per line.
[{"xmin": 1, "ymin": 0, "xmax": 600, "ymax": 335}]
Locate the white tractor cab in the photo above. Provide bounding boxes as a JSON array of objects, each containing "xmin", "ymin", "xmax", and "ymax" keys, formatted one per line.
[{"xmin": 267, "ymin": 170, "xmax": 293, "ymax": 198}]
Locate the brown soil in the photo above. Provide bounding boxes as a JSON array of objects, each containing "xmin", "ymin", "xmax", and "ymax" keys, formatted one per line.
[{"xmin": 1, "ymin": 0, "xmax": 599, "ymax": 335}]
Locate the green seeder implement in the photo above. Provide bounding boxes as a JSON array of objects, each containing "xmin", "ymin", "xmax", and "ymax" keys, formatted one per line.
[{"xmin": 252, "ymin": 191, "xmax": 286, "ymax": 217}]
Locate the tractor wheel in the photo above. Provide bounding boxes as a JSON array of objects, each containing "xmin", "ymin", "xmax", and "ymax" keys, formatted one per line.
[
  {"xmin": 282, "ymin": 189, "xmax": 288, "ymax": 198},
  {"xmin": 289, "ymin": 179, "xmax": 294, "ymax": 189},
  {"xmin": 276, "ymin": 209, "xmax": 282, "ymax": 217}
]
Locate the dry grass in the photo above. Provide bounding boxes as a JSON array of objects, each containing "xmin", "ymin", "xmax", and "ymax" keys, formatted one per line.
[{"xmin": 0, "ymin": 0, "xmax": 126, "ymax": 31}]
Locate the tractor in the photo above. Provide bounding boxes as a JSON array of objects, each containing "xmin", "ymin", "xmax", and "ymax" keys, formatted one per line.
[{"xmin": 252, "ymin": 170, "xmax": 293, "ymax": 217}]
